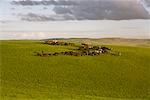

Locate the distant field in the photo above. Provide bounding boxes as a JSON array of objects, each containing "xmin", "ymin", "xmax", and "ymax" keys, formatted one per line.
[
  {"xmin": 0, "ymin": 39, "xmax": 150, "ymax": 100},
  {"xmin": 57, "ymin": 38, "xmax": 150, "ymax": 47}
]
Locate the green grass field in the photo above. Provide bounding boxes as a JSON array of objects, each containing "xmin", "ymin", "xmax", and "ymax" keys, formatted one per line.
[{"xmin": 0, "ymin": 40, "xmax": 150, "ymax": 100}]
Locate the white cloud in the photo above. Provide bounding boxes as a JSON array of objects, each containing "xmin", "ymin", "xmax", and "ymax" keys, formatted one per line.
[{"xmin": 140, "ymin": 0, "xmax": 150, "ymax": 14}]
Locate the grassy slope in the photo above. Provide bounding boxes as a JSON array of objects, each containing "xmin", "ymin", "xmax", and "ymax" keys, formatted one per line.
[
  {"xmin": 0, "ymin": 40, "xmax": 150, "ymax": 100},
  {"xmin": 60, "ymin": 38, "xmax": 150, "ymax": 47}
]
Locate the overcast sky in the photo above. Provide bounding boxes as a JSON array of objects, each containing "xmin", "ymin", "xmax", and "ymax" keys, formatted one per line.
[
  {"xmin": 0, "ymin": 0, "xmax": 150, "ymax": 39},
  {"xmin": 0, "ymin": 0, "xmax": 150, "ymax": 21}
]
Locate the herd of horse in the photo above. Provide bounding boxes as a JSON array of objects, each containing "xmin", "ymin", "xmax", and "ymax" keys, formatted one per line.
[{"xmin": 35, "ymin": 40, "xmax": 121, "ymax": 57}]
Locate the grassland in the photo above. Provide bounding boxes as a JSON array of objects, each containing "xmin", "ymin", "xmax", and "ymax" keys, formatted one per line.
[{"xmin": 0, "ymin": 39, "xmax": 150, "ymax": 100}]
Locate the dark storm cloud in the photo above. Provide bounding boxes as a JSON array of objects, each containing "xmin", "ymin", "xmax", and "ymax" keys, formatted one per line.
[
  {"xmin": 53, "ymin": 0, "xmax": 150, "ymax": 20},
  {"xmin": 145, "ymin": 0, "xmax": 150, "ymax": 5},
  {"xmin": 13, "ymin": 0, "xmax": 150, "ymax": 21},
  {"xmin": 53, "ymin": 7, "xmax": 72, "ymax": 14},
  {"xmin": 11, "ymin": 0, "xmax": 78, "ymax": 6},
  {"xmin": 19, "ymin": 13, "xmax": 55, "ymax": 21},
  {"xmin": 19, "ymin": 13, "xmax": 76, "ymax": 21}
]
